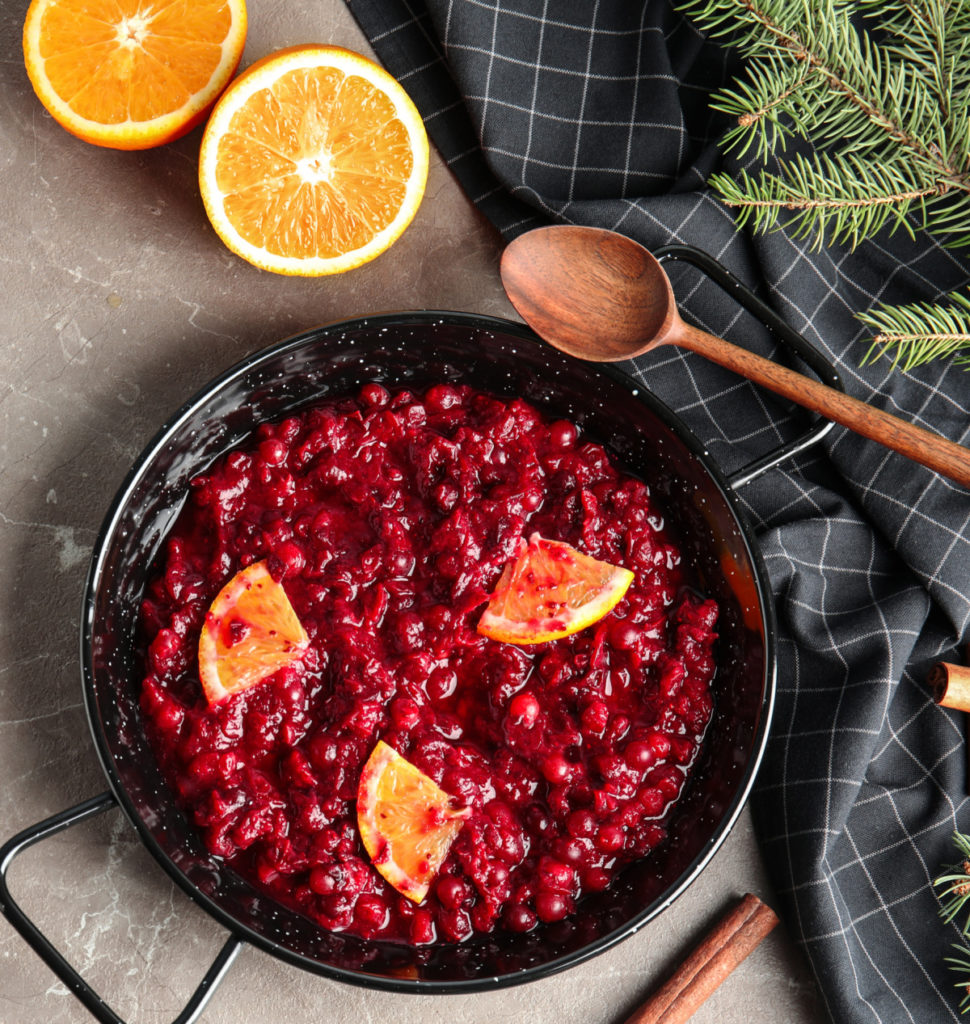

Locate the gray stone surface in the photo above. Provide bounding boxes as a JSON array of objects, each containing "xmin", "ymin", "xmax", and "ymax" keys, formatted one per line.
[{"xmin": 0, "ymin": 2, "xmax": 824, "ymax": 1021}]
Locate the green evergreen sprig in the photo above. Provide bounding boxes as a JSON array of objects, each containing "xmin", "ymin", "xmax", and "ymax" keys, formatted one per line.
[
  {"xmin": 677, "ymin": 0, "xmax": 970, "ymax": 368},
  {"xmin": 860, "ymin": 289, "xmax": 970, "ymax": 370},
  {"xmin": 934, "ymin": 832, "xmax": 970, "ymax": 1013}
]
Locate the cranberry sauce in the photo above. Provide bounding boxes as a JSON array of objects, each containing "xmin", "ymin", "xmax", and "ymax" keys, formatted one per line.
[{"xmin": 138, "ymin": 383, "xmax": 717, "ymax": 946}]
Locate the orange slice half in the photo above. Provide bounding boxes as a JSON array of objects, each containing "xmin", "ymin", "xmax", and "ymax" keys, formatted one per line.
[
  {"xmin": 23, "ymin": 0, "xmax": 247, "ymax": 150},
  {"xmin": 198, "ymin": 559, "xmax": 309, "ymax": 704},
  {"xmin": 198, "ymin": 44, "xmax": 429, "ymax": 276},
  {"xmin": 357, "ymin": 741, "xmax": 470, "ymax": 903},
  {"xmin": 477, "ymin": 533, "xmax": 635, "ymax": 645}
]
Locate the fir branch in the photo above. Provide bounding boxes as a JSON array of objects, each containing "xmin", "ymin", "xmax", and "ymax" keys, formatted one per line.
[
  {"xmin": 678, "ymin": 0, "xmax": 970, "ymax": 371},
  {"xmin": 679, "ymin": 0, "xmax": 970, "ymax": 370},
  {"xmin": 710, "ymin": 150, "xmax": 949, "ymax": 248},
  {"xmin": 678, "ymin": 0, "xmax": 970, "ymax": 242},
  {"xmin": 711, "ymin": 56, "xmax": 816, "ymax": 160},
  {"xmin": 858, "ymin": 289, "xmax": 970, "ymax": 369}
]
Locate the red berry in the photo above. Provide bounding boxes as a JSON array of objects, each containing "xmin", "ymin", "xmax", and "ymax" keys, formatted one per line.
[
  {"xmin": 508, "ymin": 691, "xmax": 540, "ymax": 726},
  {"xmin": 540, "ymin": 753, "xmax": 572, "ymax": 785},
  {"xmin": 535, "ymin": 891, "xmax": 570, "ymax": 923}
]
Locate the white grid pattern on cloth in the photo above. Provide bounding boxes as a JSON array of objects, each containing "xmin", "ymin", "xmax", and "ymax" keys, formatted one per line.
[{"xmin": 344, "ymin": 2, "xmax": 970, "ymax": 1021}]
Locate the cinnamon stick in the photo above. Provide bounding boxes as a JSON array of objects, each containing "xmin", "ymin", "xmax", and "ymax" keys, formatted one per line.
[
  {"xmin": 623, "ymin": 893, "xmax": 779, "ymax": 1024},
  {"xmin": 929, "ymin": 662, "xmax": 970, "ymax": 713}
]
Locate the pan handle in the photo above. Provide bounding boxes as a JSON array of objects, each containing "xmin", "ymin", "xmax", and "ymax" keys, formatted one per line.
[
  {"xmin": 654, "ymin": 244, "xmax": 840, "ymax": 489},
  {"xmin": 0, "ymin": 791, "xmax": 244, "ymax": 1024}
]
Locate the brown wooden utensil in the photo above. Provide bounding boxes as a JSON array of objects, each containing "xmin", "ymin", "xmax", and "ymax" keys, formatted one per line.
[{"xmin": 500, "ymin": 224, "xmax": 970, "ymax": 488}]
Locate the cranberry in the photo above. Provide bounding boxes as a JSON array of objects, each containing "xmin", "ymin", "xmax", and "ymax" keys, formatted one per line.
[
  {"xmin": 595, "ymin": 824, "xmax": 626, "ymax": 853},
  {"xmin": 258, "ymin": 438, "xmax": 288, "ymax": 466},
  {"xmin": 520, "ymin": 486, "xmax": 543, "ymax": 512},
  {"xmin": 507, "ymin": 692, "xmax": 540, "ymax": 727},
  {"xmin": 387, "ymin": 547, "xmax": 416, "ymax": 576},
  {"xmin": 309, "ymin": 865, "xmax": 339, "ymax": 895},
  {"xmin": 580, "ymin": 699, "xmax": 610, "ymax": 736},
  {"xmin": 524, "ymin": 802, "xmax": 553, "ymax": 836},
  {"xmin": 538, "ymin": 651, "xmax": 571, "ymax": 686},
  {"xmin": 320, "ymin": 894, "xmax": 354, "ymax": 930},
  {"xmin": 354, "ymin": 894, "xmax": 390, "ymax": 932},
  {"xmin": 410, "ymin": 908, "xmax": 436, "ymax": 944},
  {"xmin": 438, "ymin": 906, "xmax": 473, "ymax": 942},
  {"xmin": 433, "ymin": 482, "xmax": 460, "ymax": 512},
  {"xmin": 593, "ymin": 789, "xmax": 619, "ymax": 816},
  {"xmin": 548, "ymin": 420, "xmax": 577, "ymax": 449},
  {"xmin": 425, "ymin": 384, "xmax": 462, "ymax": 411},
  {"xmin": 436, "ymin": 875, "xmax": 471, "ymax": 910},
  {"xmin": 610, "ymin": 621, "xmax": 641, "ymax": 650},
  {"xmin": 535, "ymin": 892, "xmax": 571, "ymax": 923},
  {"xmin": 274, "ymin": 540, "xmax": 306, "ymax": 575},
  {"xmin": 311, "ymin": 828, "xmax": 339, "ymax": 857},
  {"xmin": 278, "ymin": 673, "xmax": 306, "ymax": 707},
  {"xmin": 653, "ymin": 765, "xmax": 685, "ymax": 802},
  {"xmin": 553, "ymin": 837, "xmax": 590, "ymax": 866},
  {"xmin": 426, "ymin": 667, "xmax": 458, "ymax": 702},
  {"xmin": 624, "ymin": 740, "xmax": 656, "ymax": 771},
  {"xmin": 390, "ymin": 611, "xmax": 425, "ymax": 653},
  {"xmin": 646, "ymin": 732, "xmax": 672, "ymax": 760},
  {"xmin": 389, "ymin": 696, "xmax": 421, "ymax": 731},
  {"xmin": 540, "ymin": 753, "xmax": 572, "ymax": 785},
  {"xmin": 538, "ymin": 857, "xmax": 575, "ymax": 893},
  {"xmin": 639, "ymin": 787, "xmax": 666, "ymax": 817},
  {"xmin": 503, "ymin": 903, "xmax": 538, "ymax": 932},
  {"xmin": 606, "ymin": 714, "xmax": 631, "ymax": 744},
  {"xmin": 148, "ymin": 628, "xmax": 181, "ymax": 675},
  {"xmin": 583, "ymin": 867, "xmax": 611, "ymax": 892},
  {"xmin": 659, "ymin": 657, "xmax": 686, "ymax": 695},
  {"xmin": 360, "ymin": 383, "xmax": 390, "ymax": 407},
  {"xmin": 153, "ymin": 697, "xmax": 185, "ymax": 733}
]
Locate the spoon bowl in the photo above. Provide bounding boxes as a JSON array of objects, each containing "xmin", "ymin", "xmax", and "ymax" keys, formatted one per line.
[
  {"xmin": 500, "ymin": 224, "xmax": 970, "ymax": 488},
  {"xmin": 500, "ymin": 225, "xmax": 676, "ymax": 360}
]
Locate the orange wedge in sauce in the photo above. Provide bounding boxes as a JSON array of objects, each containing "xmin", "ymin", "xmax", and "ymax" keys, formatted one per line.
[
  {"xmin": 357, "ymin": 741, "xmax": 469, "ymax": 903},
  {"xmin": 198, "ymin": 559, "xmax": 309, "ymax": 704},
  {"xmin": 477, "ymin": 533, "xmax": 634, "ymax": 645}
]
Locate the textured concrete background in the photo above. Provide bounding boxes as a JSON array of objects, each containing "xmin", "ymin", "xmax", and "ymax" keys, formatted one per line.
[{"xmin": 0, "ymin": 2, "xmax": 823, "ymax": 1021}]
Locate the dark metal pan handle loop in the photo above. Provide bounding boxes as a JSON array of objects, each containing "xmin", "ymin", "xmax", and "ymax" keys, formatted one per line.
[
  {"xmin": 0, "ymin": 792, "xmax": 244, "ymax": 1024},
  {"xmin": 654, "ymin": 244, "xmax": 842, "ymax": 489}
]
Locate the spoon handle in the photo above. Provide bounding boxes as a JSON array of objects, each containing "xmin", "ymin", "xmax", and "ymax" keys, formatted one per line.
[{"xmin": 676, "ymin": 323, "xmax": 970, "ymax": 488}]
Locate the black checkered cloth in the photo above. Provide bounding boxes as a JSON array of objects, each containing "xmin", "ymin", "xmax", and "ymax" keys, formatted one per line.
[{"xmin": 346, "ymin": 2, "xmax": 970, "ymax": 1020}]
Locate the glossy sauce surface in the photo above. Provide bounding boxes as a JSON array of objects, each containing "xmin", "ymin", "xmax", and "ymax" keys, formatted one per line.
[{"xmin": 138, "ymin": 384, "xmax": 717, "ymax": 944}]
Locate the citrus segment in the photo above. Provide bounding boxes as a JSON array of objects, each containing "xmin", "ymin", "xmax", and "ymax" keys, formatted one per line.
[
  {"xmin": 23, "ymin": 0, "xmax": 247, "ymax": 150},
  {"xmin": 198, "ymin": 45, "xmax": 429, "ymax": 276},
  {"xmin": 477, "ymin": 533, "xmax": 635, "ymax": 645},
  {"xmin": 357, "ymin": 741, "xmax": 470, "ymax": 903},
  {"xmin": 198, "ymin": 559, "xmax": 309, "ymax": 705}
]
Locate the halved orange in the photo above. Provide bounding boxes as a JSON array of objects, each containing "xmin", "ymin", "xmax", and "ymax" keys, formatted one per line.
[
  {"xmin": 357, "ymin": 741, "xmax": 470, "ymax": 903},
  {"xmin": 198, "ymin": 44, "xmax": 429, "ymax": 276},
  {"xmin": 198, "ymin": 559, "xmax": 309, "ymax": 705},
  {"xmin": 477, "ymin": 533, "xmax": 635, "ymax": 645},
  {"xmin": 23, "ymin": 0, "xmax": 247, "ymax": 150}
]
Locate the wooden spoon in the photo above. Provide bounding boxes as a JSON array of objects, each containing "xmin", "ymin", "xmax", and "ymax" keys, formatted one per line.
[{"xmin": 500, "ymin": 224, "xmax": 970, "ymax": 488}]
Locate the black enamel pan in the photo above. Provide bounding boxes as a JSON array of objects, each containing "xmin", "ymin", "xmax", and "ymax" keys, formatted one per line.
[{"xmin": 0, "ymin": 249, "xmax": 840, "ymax": 1022}]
